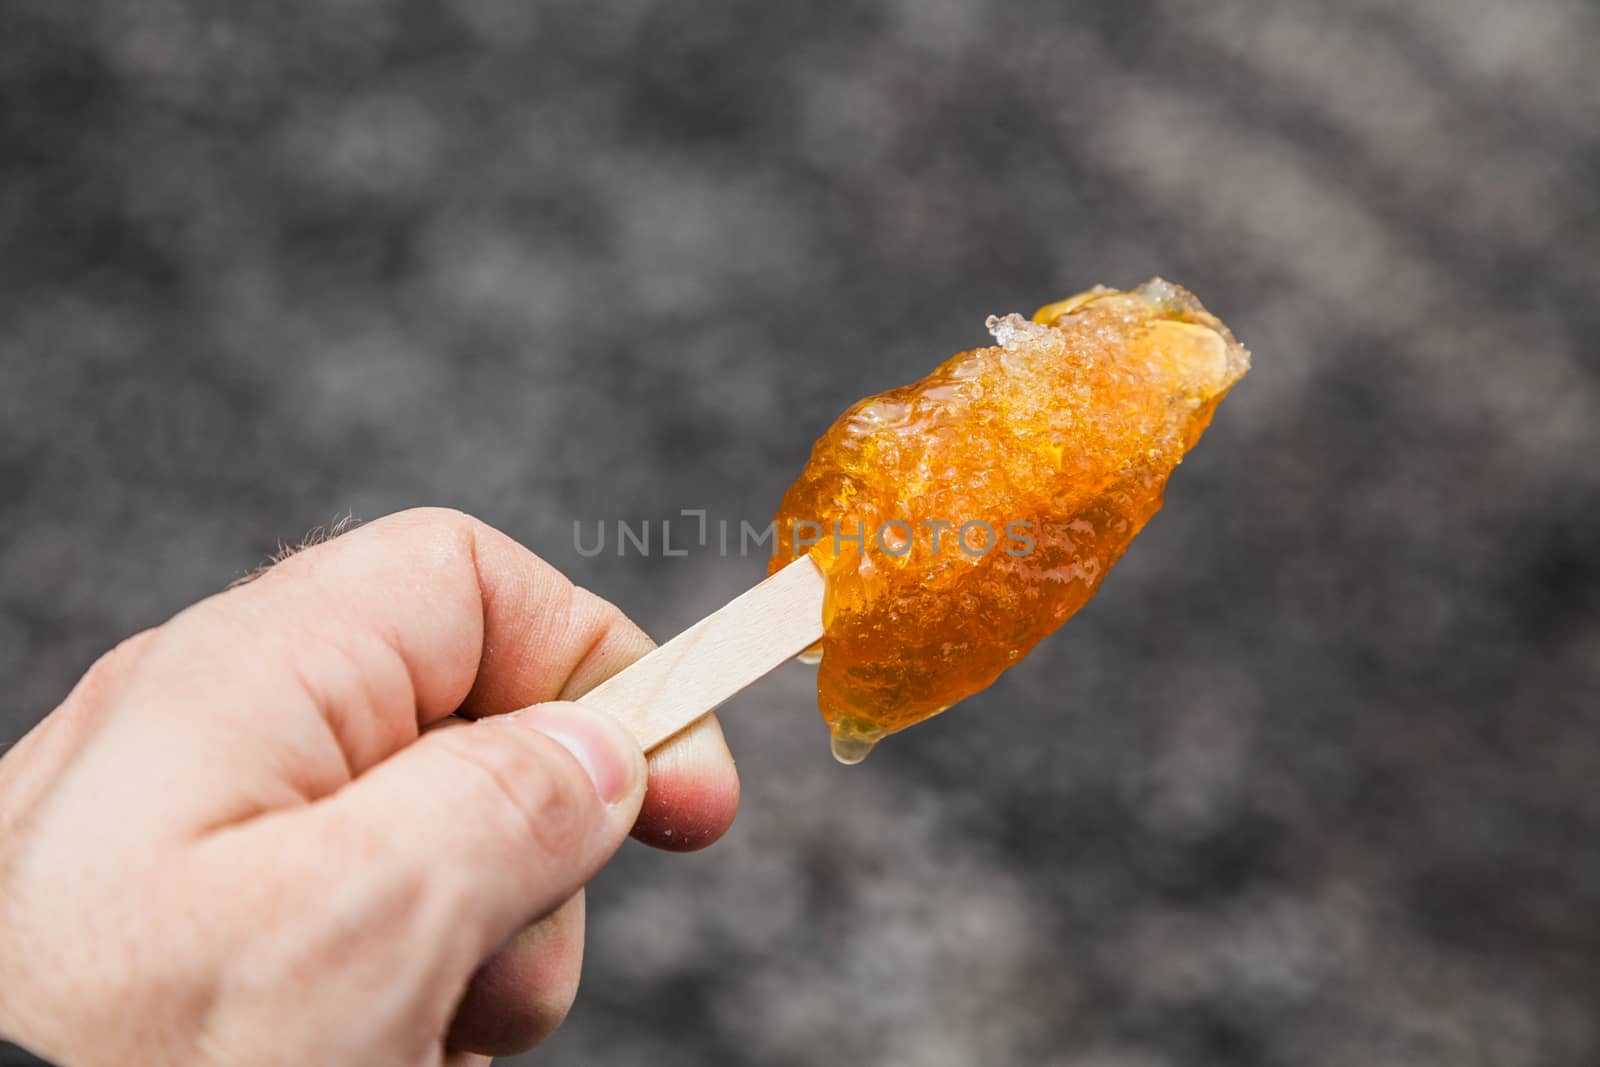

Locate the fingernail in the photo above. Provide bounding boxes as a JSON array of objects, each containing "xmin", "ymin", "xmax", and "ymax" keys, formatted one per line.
[{"xmin": 511, "ymin": 704, "xmax": 637, "ymax": 806}]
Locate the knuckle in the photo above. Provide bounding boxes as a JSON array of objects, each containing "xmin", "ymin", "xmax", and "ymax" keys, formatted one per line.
[
  {"xmin": 69, "ymin": 629, "xmax": 156, "ymax": 704},
  {"xmin": 391, "ymin": 506, "xmax": 479, "ymax": 544},
  {"xmin": 569, "ymin": 584, "xmax": 621, "ymax": 626},
  {"xmin": 570, "ymin": 587, "xmax": 645, "ymax": 652},
  {"xmin": 383, "ymin": 507, "xmax": 485, "ymax": 578},
  {"xmin": 17, "ymin": 630, "xmax": 161, "ymax": 760}
]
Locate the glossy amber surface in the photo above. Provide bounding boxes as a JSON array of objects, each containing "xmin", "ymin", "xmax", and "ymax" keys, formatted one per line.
[{"xmin": 770, "ymin": 279, "xmax": 1250, "ymax": 762}]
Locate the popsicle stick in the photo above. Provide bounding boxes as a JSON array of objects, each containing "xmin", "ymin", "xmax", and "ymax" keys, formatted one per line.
[{"xmin": 577, "ymin": 555, "xmax": 827, "ymax": 750}]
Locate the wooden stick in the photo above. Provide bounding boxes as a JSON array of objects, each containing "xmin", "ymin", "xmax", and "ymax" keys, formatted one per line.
[{"xmin": 577, "ymin": 555, "xmax": 827, "ymax": 750}]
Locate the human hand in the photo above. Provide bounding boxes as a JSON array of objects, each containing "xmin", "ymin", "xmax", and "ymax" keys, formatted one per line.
[{"xmin": 0, "ymin": 508, "xmax": 740, "ymax": 1066}]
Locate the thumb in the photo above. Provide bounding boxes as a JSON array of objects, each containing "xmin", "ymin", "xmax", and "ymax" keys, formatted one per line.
[{"xmin": 247, "ymin": 702, "xmax": 646, "ymax": 970}]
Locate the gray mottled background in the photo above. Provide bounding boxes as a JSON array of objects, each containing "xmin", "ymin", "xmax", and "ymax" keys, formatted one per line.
[{"xmin": 3, "ymin": 1, "xmax": 1599, "ymax": 1064}]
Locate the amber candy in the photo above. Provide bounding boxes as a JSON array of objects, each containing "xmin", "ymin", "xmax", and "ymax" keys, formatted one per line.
[{"xmin": 769, "ymin": 279, "xmax": 1250, "ymax": 763}]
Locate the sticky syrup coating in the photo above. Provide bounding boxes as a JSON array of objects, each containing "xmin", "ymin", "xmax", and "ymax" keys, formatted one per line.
[{"xmin": 769, "ymin": 279, "xmax": 1250, "ymax": 762}]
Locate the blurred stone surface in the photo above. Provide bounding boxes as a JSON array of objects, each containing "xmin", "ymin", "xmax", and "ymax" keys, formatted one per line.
[{"xmin": 2, "ymin": 1, "xmax": 1597, "ymax": 1065}]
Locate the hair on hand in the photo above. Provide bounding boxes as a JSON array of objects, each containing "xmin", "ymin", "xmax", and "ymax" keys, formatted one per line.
[{"xmin": 228, "ymin": 512, "xmax": 361, "ymax": 588}]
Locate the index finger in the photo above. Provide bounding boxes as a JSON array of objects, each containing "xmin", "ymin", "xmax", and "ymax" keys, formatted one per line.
[{"xmin": 71, "ymin": 509, "xmax": 675, "ymax": 832}]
